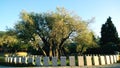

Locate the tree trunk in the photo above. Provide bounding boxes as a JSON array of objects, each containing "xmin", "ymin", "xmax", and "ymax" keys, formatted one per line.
[
  {"xmin": 49, "ymin": 46, "xmax": 53, "ymax": 57},
  {"xmin": 58, "ymin": 48, "xmax": 62, "ymax": 57},
  {"xmin": 62, "ymin": 47, "xmax": 66, "ymax": 56},
  {"xmin": 55, "ymin": 48, "xmax": 59, "ymax": 57},
  {"xmin": 38, "ymin": 46, "xmax": 47, "ymax": 56},
  {"xmin": 43, "ymin": 45, "xmax": 49, "ymax": 56},
  {"xmin": 80, "ymin": 45, "xmax": 85, "ymax": 55}
]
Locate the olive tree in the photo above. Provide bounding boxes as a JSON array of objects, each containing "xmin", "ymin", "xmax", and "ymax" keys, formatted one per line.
[{"xmin": 14, "ymin": 7, "xmax": 90, "ymax": 57}]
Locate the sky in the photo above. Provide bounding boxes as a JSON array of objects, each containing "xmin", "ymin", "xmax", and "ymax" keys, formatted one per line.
[{"xmin": 0, "ymin": 0, "xmax": 120, "ymax": 36}]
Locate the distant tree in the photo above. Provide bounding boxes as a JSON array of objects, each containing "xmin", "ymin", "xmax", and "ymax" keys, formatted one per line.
[
  {"xmin": 100, "ymin": 17, "xmax": 119, "ymax": 46},
  {"xmin": 85, "ymin": 17, "xmax": 119, "ymax": 54},
  {"xmin": 74, "ymin": 31, "xmax": 98, "ymax": 55},
  {"xmin": 0, "ymin": 31, "xmax": 6, "ymax": 45},
  {"xmin": 0, "ymin": 31, "xmax": 19, "ymax": 52}
]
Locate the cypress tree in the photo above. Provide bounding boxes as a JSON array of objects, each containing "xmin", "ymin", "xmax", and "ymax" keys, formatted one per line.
[{"xmin": 100, "ymin": 17, "xmax": 119, "ymax": 46}]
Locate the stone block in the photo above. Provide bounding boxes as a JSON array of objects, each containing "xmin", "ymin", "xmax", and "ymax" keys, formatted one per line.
[
  {"xmin": 7, "ymin": 57, "xmax": 10, "ymax": 63},
  {"xmin": 105, "ymin": 55, "xmax": 110, "ymax": 64},
  {"xmin": 113, "ymin": 55, "xmax": 117, "ymax": 63},
  {"xmin": 93, "ymin": 56, "xmax": 99, "ymax": 65},
  {"xmin": 110, "ymin": 55, "xmax": 114, "ymax": 64},
  {"xmin": 13, "ymin": 57, "xmax": 17, "ymax": 64},
  {"xmin": 28, "ymin": 56, "xmax": 35, "ymax": 65},
  {"xmin": 35, "ymin": 56, "xmax": 43, "ymax": 66},
  {"xmin": 100, "ymin": 56, "xmax": 105, "ymax": 65},
  {"xmin": 16, "ymin": 56, "xmax": 22, "ymax": 64},
  {"xmin": 60, "ymin": 56, "xmax": 66, "ymax": 66},
  {"xmin": 69, "ymin": 56, "xmax": 75, "ymax": 66},
  {"xmin": 4, "ymin": 57, "xmax": 7, "ymax": 62},
  {"xmin": 86, "ymin": 56, "xmax": 92, "ymax": 66},
  {"xmin": 78, "ymin": 56, "xmax": 84, "ymax": 66},
  {"xmin": 21, "ymin": 57, "xmax": 28, "ymax": 64},
  {"xmin": 116, "ymin": 55, "xmax": 119, "ymax": 61},
  {"xmin": 43, "ymin": 57, "xmax": 49, "ymax": 66},
  {"xmin": 10, "ymin": 57, "xmax": 13, "ymax": 63},
  {"xmin": 52, "ymin": 57, "xmax": 57, "ymax": 66},
  {"xmin": 19, "ymin": 57, "xmax": 22, "ymax": 63}
]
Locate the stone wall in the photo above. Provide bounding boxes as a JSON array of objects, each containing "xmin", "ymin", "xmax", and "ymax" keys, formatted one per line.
[{"xmin": 5, "ymin": 55, "xmax": 119, "ymax": 67}]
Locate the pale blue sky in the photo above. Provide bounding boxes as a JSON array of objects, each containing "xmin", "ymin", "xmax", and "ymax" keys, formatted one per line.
[{"xmin": 0, "ymin": 0, "xmax": 120, "ymax": 36}]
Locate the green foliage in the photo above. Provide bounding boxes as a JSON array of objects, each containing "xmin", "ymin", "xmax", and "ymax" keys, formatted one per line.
[
  {"xmin": 64, "ymin": 43, "xmax": 77, "ymax": 55},
  {"xmin": 13, "ymin": 7, "xmax": 90, "ymax": 56},
  {"xmin": 0, "ymin": 30, "xmax": 31, "ymax": 53},
  {"xmin": 86, "ymin": 17, "xmax": 120, "ymax": 54},
  {"xmin": 0, "ymin": 7, "xmax": 98, "ymax": 56},
  {"xmin": 0, "ymin": 32, "xmax": 17, "ymax": 47},
  {"xmin": 100, "ymin": 17, "xmax": 119, "ymax": 45},
  {"xmin": 74, "ymin": 31, "xmax": 98, "ymax": 54}
]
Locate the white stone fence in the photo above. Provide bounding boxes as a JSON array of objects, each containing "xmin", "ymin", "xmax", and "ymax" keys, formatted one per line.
[{"xmin": 5, "ymin": 55, "xmax": 119, "ymax": 66}]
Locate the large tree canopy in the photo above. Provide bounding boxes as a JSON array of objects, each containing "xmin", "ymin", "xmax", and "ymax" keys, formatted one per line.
[{"xmin": 14, "ymin": 8, "xmax": 92, "ymax": 57}]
